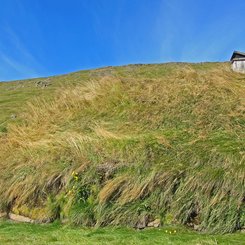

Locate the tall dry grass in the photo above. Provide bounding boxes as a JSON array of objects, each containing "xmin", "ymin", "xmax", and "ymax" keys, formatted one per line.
[{"xmin": 0, "ymin": 63, "xmax": 244, "ymax": 232}]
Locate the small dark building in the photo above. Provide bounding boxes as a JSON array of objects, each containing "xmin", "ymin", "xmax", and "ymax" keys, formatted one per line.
[{"xmin": 230, "ymin": 51, "xmax": 245, "ymax": 73}]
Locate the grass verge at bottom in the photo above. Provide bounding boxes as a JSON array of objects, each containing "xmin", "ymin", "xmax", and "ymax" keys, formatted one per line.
[{"xmin": 0, "ymin": 221, "xmax": 244, "ymax": 245}]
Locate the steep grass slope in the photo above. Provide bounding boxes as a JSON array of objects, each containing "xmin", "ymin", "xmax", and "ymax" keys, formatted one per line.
[{"xmin": 0, "ymin": 63, "xmax": 244, "ymax": 233}]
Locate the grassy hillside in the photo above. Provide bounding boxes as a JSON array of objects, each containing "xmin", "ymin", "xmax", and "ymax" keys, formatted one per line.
[{"xmin": 0, "ymin": 62, "xmax": 244, "ymax": 234}]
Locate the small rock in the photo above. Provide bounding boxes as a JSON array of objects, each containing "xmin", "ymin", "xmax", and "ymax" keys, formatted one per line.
[
  {"xmin": 153, "ymin": 219, "xmax": 161, "ymax": 228},
  {"xmin": 193, "ymin": 224, "xmax": 200, "ymax": 231},
  {"xmin": 147, "ymin": 219, "xmax": 161, "ymax": 228},
  {"xmin": 147, "ymin": 221, "xmax": 154, "ymax": 227},
  {"xmin": 135, "ymin": 215, "xmax": 149, "ymax": 230},
  {"xmin": 10, "ymin": 114, "xmax": 17, "ymax": 119},
  {"xmin": 36, "ymin": 79, "xmax": 51, "ymax": 88},
  {"xmin": 9, "ymin": 213, "xmax": 34, "ymax": 223}
]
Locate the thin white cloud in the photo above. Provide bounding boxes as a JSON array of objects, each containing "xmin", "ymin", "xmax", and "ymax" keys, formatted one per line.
[
  {"xmin": 0, "ymin": 1, "xmax": 45, "ymax": 80},
  {"xmin": 4, "ymin": 26, "xmax": 38, "ymax": 65},
  {"xmin": 6, "ymin": 22, "xmax": 45, "ymax": 69},
  {"xmin": 155, "ymin": 0, "xmax": 243, "ymax": 62},
  {"xmin": 0, "ymin": 53, "xmax": 39, "ymax": 78}
]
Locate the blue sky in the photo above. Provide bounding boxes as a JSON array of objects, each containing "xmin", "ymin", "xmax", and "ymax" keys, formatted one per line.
[{"xmin": 0, "ymin": 0, "xmax": 245, "ymax": 81}]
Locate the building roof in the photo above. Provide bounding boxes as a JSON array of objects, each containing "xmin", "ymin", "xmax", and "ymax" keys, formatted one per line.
[{"xmin": 230, "ymin": 51, "xmax": 245, "ymax": 61}]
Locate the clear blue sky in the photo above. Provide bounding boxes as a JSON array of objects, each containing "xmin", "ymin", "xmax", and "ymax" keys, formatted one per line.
[{"xmin": 0, "ymin": 0, "xmax": 245, "ymax": 81}]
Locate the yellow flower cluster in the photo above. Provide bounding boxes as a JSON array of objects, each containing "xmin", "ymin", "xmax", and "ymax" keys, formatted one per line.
[
  {"xmin": 165, "ymin": 230, "xmax": 177, "ymax": 234},
  {"xmin": 72, "ymin": 171, "xmax": 79, "ymax": 181},
  {"xmin": 66, "ymin": 171, "xmax": 80, "ymax": 196}
]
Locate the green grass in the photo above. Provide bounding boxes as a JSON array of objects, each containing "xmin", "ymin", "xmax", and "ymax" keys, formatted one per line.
[
  {"xmin": 0, "ymin": 70, "xmax": 91, "ymax": 133},
  {"xmin": 0, "ymin": 62, "xmax": 244, "ymax": 234},
  {"xmin": 0, "ymin": 221, "xmax": 244, "ymax": 245}
]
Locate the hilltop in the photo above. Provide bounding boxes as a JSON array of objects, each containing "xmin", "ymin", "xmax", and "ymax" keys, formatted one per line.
[{"xmin": 0, "ymin": 62, "xmax": 244, "ymax": 233}]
